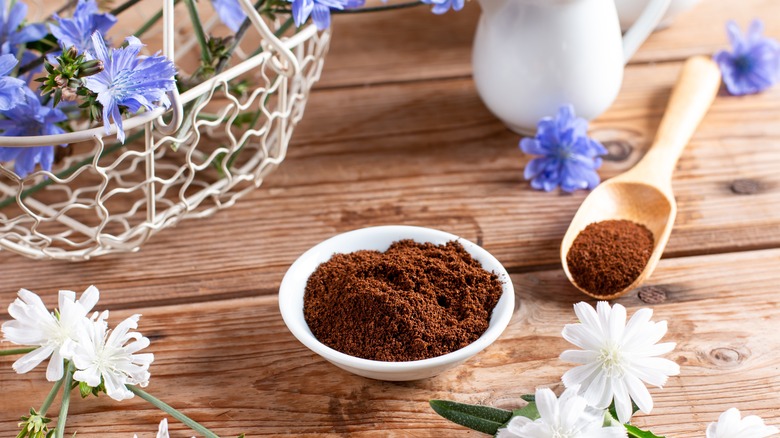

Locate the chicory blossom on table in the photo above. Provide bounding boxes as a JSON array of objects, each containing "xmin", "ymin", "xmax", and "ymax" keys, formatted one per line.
[
  {"xmin": 289, "ymin": 0, "xmax": 365, "ymax": 31},
  {"xmin": 520, "ymin": 105, "xmax": 607, "ymax": 193},
  {"xmin": 50, "ymin": 0, "xmax": 117, "ymax": 54},
  {"xmin": 560, "ymin": 302, "xmax": 680, "ymax": 424},
  {"xmin": 1, "ymin": 286, "xmax": 99, "ymax": 382},
  {"xmin": 420, "ymin": 0, "xmax": 464, "ymax": 15},
  {"xmin": 0, "ymin": 0, "xmax": 47, "ymax": 57},
  {"xmin": 0, "ymin": 87, "xmax": 68, "ymax": 177},
  {"xmin": 706, "ymin": 408, "xmax": 779, "ymax": 438},
  {"xmin": 714, "ymin": 20, "xmax": 780, "ymax": 96},
  {"xmin": 84, "ymin": 33, "xmax": 177, "ymax": 143},
  {"xmin": 72, "ymin": 313, "xmax": 154, "ymax": 401},
  {"xmin": 496, "ymin": 386, "xmax": 626, "ymax": 438}
]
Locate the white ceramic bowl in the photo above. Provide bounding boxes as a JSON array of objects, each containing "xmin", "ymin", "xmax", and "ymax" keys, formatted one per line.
[{"xmin": 278, "ymin": 225, "xmax": 515, "ymax": 381}]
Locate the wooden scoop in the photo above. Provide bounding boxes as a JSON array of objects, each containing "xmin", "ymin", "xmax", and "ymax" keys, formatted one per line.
[{"xmin": 560, "ymin": 56, "xmax": 722, "ymax": 300}]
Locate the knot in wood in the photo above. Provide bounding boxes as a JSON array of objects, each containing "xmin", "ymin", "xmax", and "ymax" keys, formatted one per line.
[
  {"xmin": 601, "ymin": 140, "xmax": 634, "ymax": 162},
  {"xmin": 730, "ymin": 179, "xmax": 762, "ymax": 195},
  {"xmin": 709, "ymin": 347, "xmax": 744, "ymax": 366},
  {"xmin": 636, "ymin": 286, "xmax": 667, "ymax": 304}
]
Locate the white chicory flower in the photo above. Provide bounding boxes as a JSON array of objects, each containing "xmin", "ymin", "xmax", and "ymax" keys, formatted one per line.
[
  {"xmin": 496, "ymin": 386, "xmax": 626, "ymax": 438},
  {"xmin": 71, "ymin": 313, "xmax": 154, "ymax": 401},
  {"xmin": 133, "ymin": 418, "xmax": 194, "ymax": 438},
  {"xmin": 1, "ymin": 286, "xmax": 99, "ymax": 381},
  {"xmin": 706, "ymin": 408, "xmax": 779, "ymax": 438},
  {"xmin": 559, "ymin": 302, "xmax": 680, "ymax": 423}
]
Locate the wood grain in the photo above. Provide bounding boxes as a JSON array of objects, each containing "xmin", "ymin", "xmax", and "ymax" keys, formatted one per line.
[
  {"xmin": 2, "ymin": 249, "xmax": 779, "ymax": 437},
  {"xmin": 319, "ymin": 0, "xmax": 780, "ymax": 88},
  {"xmin": 0, "ymin": 0, "xmax": 779, "ymax": 435}
]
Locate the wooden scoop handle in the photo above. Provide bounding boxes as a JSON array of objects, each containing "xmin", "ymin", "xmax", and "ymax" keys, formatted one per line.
[{"xmin": 630, "ymin": 56, "xmax": 721, "ymax": 186}]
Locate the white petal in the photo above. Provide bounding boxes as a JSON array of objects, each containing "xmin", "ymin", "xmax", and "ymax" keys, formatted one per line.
[
  {"xmin": 612, "ymin": 379, "xmax": 633, "ymax": 423},
  {"xmin": 78, "ymin": 286, "xmax": 100, "ymax": 312},
  {"xmin": 574, "ymin": 302, "xmax": 601, "ymax": 331},
  {"xmin": 633, "ymin": 342, "xmax": 676, "ymax": 357},
  {"xmin": 621, "ymin": 308, "xmax": 653, "ymax": 345},
  {"xmin": 58, "ymin": 290, "xmax": 76, "ymax": 309},
  {"xmin": 103, "ymin": 370, "xmax": 132, "ymax": 401},
  {"xmin": 505, "ymin": 416, "xmax": 534, "ymax": 434},
  {"xmin": 560, "ymin": 392, "xmax": 588, "ymax": 430},
  {"xmin": 562, "ymin": 362, "xmax": 600, "ymax": 389},
  {"xmin": 12, "ymin": 345, "xmax": 54, "ymax": 374},
  {"xmin": 535, "ymin": 387, "xmax": 559, "ymax": 424},
  {"xmin": 562, "ymin": 324, "xmax": 603, "ymax": 351},
  {"xmin": 156, "ymin": 418, "xmax": 169, "ymax": 438},
  {"xmin": 46, "ymin": 348, "xmax": 65, "ymax": 381},
  {"xmin": 624, "ymin": 374, "xmax": 653, "ymax": 413},
  {"xmin": 608, "ymin": 303, "xmax": 626, "ymax": 342},
  {"xmin": 581, "ymin": 426, "xmax": 627, "ymax": 438},
  {"xmin": 596, "ymin": 302, "xmax": 613, "ymax": 337},
  {"xmin": 560, "ymin": 349, "xmax": 599, "ymax": 364},
  {"xmin": 73, "ymin": 365, "xmax": 102, "ymax": 387}
]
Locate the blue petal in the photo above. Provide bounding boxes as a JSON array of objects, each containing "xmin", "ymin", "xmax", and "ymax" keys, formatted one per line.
[
  {"xmin": 524, "ymin": 156, "xmax": 553, "ymax": 180},
  {"xmin": 0, "ymin": 53, "xmax": 15, "ymax": 75},
  {"xmin": 211, "ymin": 0, "xmax": 246, "ymax": 32},
  {"xmin": 311, "ymin": 3, "xmax": 331, "ymax": 29},
  {"xmin": 520, "ymin": 138, "xmax": 550, "ymax": 155},
  {"xmin": 291, "ymin": 0, "xmax": 314, "ymax": 27}
]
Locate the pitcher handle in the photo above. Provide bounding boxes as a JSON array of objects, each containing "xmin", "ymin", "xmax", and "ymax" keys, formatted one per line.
[{"xmin": 622, "ymin": 0, "xmax": 672, "ymax": 63}]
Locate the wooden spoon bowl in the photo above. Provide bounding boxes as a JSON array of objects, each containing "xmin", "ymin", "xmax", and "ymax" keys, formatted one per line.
[{"xmin": 561, "ymin": 56, "xmax": 721, "ymax": 300}]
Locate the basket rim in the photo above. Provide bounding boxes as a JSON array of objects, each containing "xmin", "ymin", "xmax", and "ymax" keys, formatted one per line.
[{"xmin": 0, "ymin": 24, "xmax": 318, "ymax": 148}]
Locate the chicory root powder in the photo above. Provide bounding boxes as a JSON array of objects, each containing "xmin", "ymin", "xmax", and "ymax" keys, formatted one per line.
[
  {"xmin": 303, "ymin": 240, "xmax": 504, "ymax": 362},
  {"xmin": 566, "ymin": 219, "xmax": 654, "ymax": 296}
]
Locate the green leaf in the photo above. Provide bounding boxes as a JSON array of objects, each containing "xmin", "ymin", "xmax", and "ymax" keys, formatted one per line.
[
  {"xmin": 429, "ymin": 400, "xmax": 512, "ymax": 435},
  {"xmin": 512, "ymin": 402, "xmax": 540, "ymax": 422},
  {"xmin": 519, "ymin": 394, "xmax": 535, "ymax": 403},
  {"xmin": 625, "ymin": 424, "xmax": 666, "ymax": 438}
]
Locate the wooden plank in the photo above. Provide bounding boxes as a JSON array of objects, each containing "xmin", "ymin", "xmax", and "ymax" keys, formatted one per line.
[
  {"xmin": 2, "ymin": 61, "xmax": 780, "ymax": 310},
  {"xmin": 319, "ymin": 0, "xmax": 780, "ymax": 88},
  {"xmin": 1, "ymin": 248, "xmax": 778, "ymax": 436}
]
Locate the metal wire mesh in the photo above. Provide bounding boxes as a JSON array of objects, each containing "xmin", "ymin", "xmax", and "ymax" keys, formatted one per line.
[{"xmin": 0, "ymin": 1, "xmax": 329, "ymax": 260}]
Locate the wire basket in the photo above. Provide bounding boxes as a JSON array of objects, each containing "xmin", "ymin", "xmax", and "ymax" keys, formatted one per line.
[{"xmin": 0, "ymin": 0, "xmax": 329, "ymax": 260}]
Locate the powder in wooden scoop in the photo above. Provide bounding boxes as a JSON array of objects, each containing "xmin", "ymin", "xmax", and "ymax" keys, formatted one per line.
[
  {"xmin": 303, "ymin": 240, "xmax": 503, "ymax": 362},
  {"xmin": 566, "ymin": 219, "xmax": 654, "ymax": 296}
]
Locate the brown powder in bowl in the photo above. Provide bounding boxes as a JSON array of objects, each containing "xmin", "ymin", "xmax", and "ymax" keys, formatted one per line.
[
  {"xmin": 302, "ymin": 240, "xmax": 504, "ymax": 362},
  {"xmin": 566, "ymin": 219, "xmax": 654, "ymax": 296}
]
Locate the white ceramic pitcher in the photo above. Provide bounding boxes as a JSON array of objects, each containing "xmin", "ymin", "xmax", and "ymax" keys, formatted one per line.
[{"xmin": 472, "ymin": 0, "xmax": 671, "ymax": 134}]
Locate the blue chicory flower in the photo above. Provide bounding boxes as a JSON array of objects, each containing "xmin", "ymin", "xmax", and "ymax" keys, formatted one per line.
[
  {"xmin": 50, "ymin": 0, "xmax": 117, "ymax": 54},
  {"xmin": 0, "ymin": 87, "xmax": 67, "ymax": 178},
  {"xmin": 289, "ymin": 0, "xmax": 365, "ymax": 31},
  {"xmin": 0, "ymin": 54, "xmax": 26, "ymax": 110},
  {"xmin": 520, "ymin": 105, "xmax": 607, "ymax": 193},
  {"xmin": 713, "ymin": 19, "xmax": 780, "ymax": 96},
  {"xmin": 0, "ymin": 0, "xmax": 47, "ymax": 57},
  {"xmin": 420, "ymin": 0, "xmax": 464, "ymax": 14},
  {"xmin": 83, "ymin": 33, "xmax": 177, "ymax": 143},
  {"xmin": 210, "ymin": 0, "xmax": 246, "ymax": 32}
]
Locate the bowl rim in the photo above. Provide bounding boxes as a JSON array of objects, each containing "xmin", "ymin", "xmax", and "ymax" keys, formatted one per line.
[{"xmin": 278, "ymin": 225, "xmax": 515, "ymax": 373}]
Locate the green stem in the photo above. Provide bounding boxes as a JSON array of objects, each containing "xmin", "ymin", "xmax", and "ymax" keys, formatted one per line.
[
  {"xmin": 53, "ymin": 362, "xmax": 74, "ymax": 438},
  {"xmin": 0, "ymin": 130, "xmax": 144, "ymax": 210},
  {"xmin": 0, "ymin": 347, "xmax": 35, "ymax": 356},
  {"xmin": 184, "ymin": 0, "xmax": 213, "ymax": 65},
  {"xmin": 39, "ymin": 377, "xmax": 65, "ymax": 416},
  {"xmin": 109, "ymin": 0, "xmax": 144, "ymax": 16},
  {"xmin": 128, "ymin": 386, "xmax": 219, "ymax": 438}
]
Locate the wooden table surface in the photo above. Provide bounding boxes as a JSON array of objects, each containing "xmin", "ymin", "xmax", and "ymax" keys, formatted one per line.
[{"xmin": 2, "ymin": 1, "xmax": 780, "ymax": 436}]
